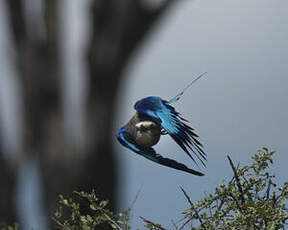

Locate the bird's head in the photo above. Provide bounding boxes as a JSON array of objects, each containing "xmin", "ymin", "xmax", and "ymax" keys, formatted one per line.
[{"xmin": 132, "ymin": 120, "xmax": 161, "ymax": 147}]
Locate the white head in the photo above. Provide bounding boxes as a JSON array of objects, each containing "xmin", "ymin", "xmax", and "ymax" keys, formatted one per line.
[{"xmin": 133, "ymin": 120, "xmax": 161, "ymax": 147}]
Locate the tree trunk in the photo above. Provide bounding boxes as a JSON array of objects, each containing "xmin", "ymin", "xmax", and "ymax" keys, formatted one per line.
[{"xmin": 1, "ymin": 0, "xmax": 174, "ymax": 227}]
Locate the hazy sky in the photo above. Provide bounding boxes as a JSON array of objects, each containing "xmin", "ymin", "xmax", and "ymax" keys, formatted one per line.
[{"xmin": 113, "ymin": 0, "xmax": 288, "ymax": 228}]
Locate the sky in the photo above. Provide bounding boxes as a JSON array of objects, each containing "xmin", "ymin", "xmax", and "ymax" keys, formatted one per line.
[{"xmin": 113, "ymin": 0, "xmax": 288, "ymax": 228}]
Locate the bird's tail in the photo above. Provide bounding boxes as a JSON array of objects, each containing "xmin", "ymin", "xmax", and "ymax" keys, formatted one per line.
[{"xmin": 168, "ymin": 72, "xmax": 207, "ymax": 104}]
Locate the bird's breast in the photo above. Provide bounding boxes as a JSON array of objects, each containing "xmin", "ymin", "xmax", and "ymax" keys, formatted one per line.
[{"xmin": 133, "ymin": 120, "xmax": 161, "ymax": 147}]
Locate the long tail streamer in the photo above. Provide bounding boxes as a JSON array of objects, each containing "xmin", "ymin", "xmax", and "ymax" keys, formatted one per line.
[{"xmin": 168, "ymin": 72, "xmax": 207, "ymax": 104}]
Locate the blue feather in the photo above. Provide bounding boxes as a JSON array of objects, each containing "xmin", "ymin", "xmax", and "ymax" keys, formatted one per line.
[
  {"xmin": 168, "ymin": 72, "xmax": 207, "ymax": 104},
  {"xmin": 134, "ymin": 96, "xmax": 206, "ymax": 166},
  {"xmin": 117, "ymin": 75, "xmax": 207, "ymax": 175},
  {"xmin": 117, "ymin": 128, "xmax": 204, "ymax": 176}
]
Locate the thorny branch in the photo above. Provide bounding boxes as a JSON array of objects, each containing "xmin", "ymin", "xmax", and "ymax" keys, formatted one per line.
[
  {"xmin": 180, "ymin": 186, "xmax": 206, "ymax": 229},
  {"xmin": 227, "ymin": 155, "xmax": 245, "ymax": 205},
  {"xmin": 140, "ymin": 216, "xmax": 168, "ymax": 230}
]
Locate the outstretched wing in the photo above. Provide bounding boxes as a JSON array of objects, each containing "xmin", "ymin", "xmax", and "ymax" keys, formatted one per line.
[
  {"xmin": 134, "ymin": 96, "xmax": 206, "ymax": 166},
  {"xmin": 117, "ymin": 128, "xmax": 204, "ymax": 176}
]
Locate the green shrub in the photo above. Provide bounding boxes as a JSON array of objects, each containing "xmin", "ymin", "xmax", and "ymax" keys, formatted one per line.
[
  {"xmin": 144, "ymin": 148, "xmax": 288, "ymax": 230},
  {"xmin": 0, "ymin": 224, "xmax": 18, "ymax": 230},
  {"xmin": 53, "ymin": 190, "xmax": 131, "ymax": 230},
  {"xmin": 53, "ymin": 148, "xmax": 287, "ymax": 230}
]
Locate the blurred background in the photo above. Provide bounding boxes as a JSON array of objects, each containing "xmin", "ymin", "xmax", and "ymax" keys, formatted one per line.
[{"xmin": 0, "ymin": 0, "xmax": 287, "ymax": 229}]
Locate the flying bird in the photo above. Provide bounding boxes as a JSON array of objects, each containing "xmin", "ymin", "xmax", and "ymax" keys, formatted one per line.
[{"xmin": 117, "ymin": 73, "xmax": 207, "ymax": 176}]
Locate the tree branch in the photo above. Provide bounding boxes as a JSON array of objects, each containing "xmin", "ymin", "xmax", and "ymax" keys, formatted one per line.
[
  {"xmin": 140, "ymin": 216, "xmax": 168, "ymax": 230},
  {"xmin": 227, "ymin": 155, "xmax": 245, "ymax": 205},
  {"xmin": 180, "ymin": 186, "xmax": 206, "ymax": 229}
]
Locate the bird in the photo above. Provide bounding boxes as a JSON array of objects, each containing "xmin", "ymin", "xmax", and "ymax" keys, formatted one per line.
[{"xmin": 116, "ymin": 73, "xmax": 207, "ymax": 176}]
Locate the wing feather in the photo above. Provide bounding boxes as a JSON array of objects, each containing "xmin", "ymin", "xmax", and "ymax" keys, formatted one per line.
[
  {"xmin": 117, "ymin": 128, "xmax": 204, "ymax": 176},
  {"xmin": 134, "ymin": 96, "xmax": 206, "ymax": 167}
]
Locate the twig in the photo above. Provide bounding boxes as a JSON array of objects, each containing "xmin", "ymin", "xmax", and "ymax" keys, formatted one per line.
[
  {"xmin": 171, "ymin": 219, "xmax": 179, "ymax": 230},
  {"xmin": 127, "ymin": 185, "xmax": 143, "ymax": 213},
  {"xmin": 204, "ymin": 191, "xmax": 213, "ymax": 217},
  {"xmin": 179, "ymin": 218, "xmax": 191, "ymax": 230},
  {"xmin": 266, "ymin": 179, "xmax": 272, "ymax": 199},
  {"xmin": 180, "ymin": 186, "xmax": 194, "ymax": 207},
  {"xmin": 215, "ymin": 199, "xmax": 224, "ymax": 218},
  {"xmin": 227, "ymin": 155, "xmax": 245, "ymax": 205},
  {"xmin": 180, "ymin": 187, "xmax": 206, "ymax": 229},
  {"xmin": 229, "ymin": 192, "xmax": 244, "ymax": 213},
  {"xmin": 52, "ymin": 217, "xmax": 64, "ymax": 229},
  {"xmin": 140, "ymin": 216, "xmax": 167, "ymax": 230},
  {"xmin": 102, "ymin": 212, "xmax": 123, "ymax": 230}
]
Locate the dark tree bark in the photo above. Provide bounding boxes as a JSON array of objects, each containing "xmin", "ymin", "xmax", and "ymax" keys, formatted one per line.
[
  {"xmin": 0, "ymin": 159, "xmax": 17, "ymax": 225},
  {"xmin": 86, "ymin": 0, "xmax": 174, "ymax": 207},
  {"xmin": 1, "ymin": 0, "xmax": 174, "ymax": 227}
]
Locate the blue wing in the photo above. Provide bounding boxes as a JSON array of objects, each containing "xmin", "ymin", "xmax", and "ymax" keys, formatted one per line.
[
  {"xmin": 117, "ymin": 128, "xmax": 204, "ymax": 176},
  {"xmin": 134, "ymin": 96, "xmax": 206, "ymax": 166}
]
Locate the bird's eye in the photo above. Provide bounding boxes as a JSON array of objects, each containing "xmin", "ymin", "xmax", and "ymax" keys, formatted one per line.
[{"xmin": 140, "ymin": 125, "xmax": 148, "ymax": 131}]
